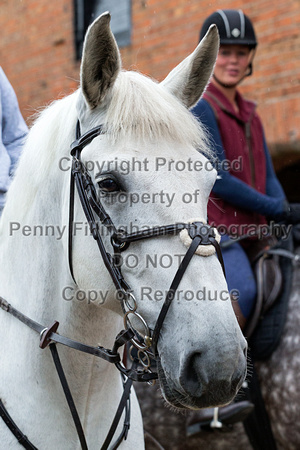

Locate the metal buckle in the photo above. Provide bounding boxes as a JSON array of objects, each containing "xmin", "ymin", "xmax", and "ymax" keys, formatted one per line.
[{"xmin": 0, "ymin": 297, "xmax": 10, "ymax": 312}]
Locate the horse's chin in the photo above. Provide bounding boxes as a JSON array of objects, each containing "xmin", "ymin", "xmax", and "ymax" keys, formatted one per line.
[{"xmin": 157, "ymin": 359, "xmax": 240, "ymax": 410}]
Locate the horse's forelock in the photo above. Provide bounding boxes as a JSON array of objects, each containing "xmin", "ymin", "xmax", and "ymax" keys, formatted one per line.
[
  {"xmin": 6, "ymin": 71, "xmax": 212, "ymax": 223},
  {"xmin": 25, "ymin": 71, "xmax": 210, "ymax": 167},
  {"xmin": 98, "ymin": 71, "xmax": 211, "ymax": 156}
]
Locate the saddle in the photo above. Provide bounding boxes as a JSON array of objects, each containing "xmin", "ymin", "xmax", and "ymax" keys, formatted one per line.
[{"xmin": 244, "ymin": 229, "xmax": 297, "ymax": 360}]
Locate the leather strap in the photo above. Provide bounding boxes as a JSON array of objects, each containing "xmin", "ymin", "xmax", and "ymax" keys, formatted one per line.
[
  {"xmin": 254, "ymin": 247, "xmax": 300, "ymax": 264},
  {"xmin": 152, "ymin": 228, "xmax": 226, "ymax": 355},
  {"xmin": 70, "ymin": 123, "xmax": 105, "ymax": 156},
  {"xmin": 68, "ymin": 155, "xmax": 76, "ymax": 283},
  {"xmin": 0, "ymin": 297, "xmax": 121, "ymax": 364},
  {"xmin": 209, "ymin": 238, "xmax": 226, "ymax": 278},
  {"xmin": 152, "ymin": 235, "xmax": 202, "ymax": 353},
  {"xmin": 0, "ymin": 337, "xmax": 132, "ymax": 450},
  {"xmin": 0, "ymin": 118, "xmax": 227, "ymax": 449},
  {"xmin": 0, "ymin": 399, "xmax": 37, "ymax": 450},
  {"xmin": 50, "ymin": 342, "xmax": 133, "ymax": 450},
  {"xmin": 70, "ymin": 159, "xmax": 129, "ymax": 296},
  {"xmin": 0, "ymin": 298, "xmax": 134, "ymax": 450},
  {"xmin": 101, "ymin": 371, "xmax": 133, "ymax": 450},
  {"xmin": 50, "ymin": 343, "xmax": 88, "ymax": 450}
]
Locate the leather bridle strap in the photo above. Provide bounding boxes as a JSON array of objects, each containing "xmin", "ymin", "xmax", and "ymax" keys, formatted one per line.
[
  {"xmin": 152, "ymin": 236, "xmax": 201, "ymax": 355},
  {"xmin": 151, "ymin": 230, "xmax": 225, "ymax": 355},
  {"xmin": 0, "ymin": 296, "xmax": 156, "ymax": 384},
  {"xmin": 68, "ymin": 151, "xmax": 76, "ymax": 282},
  {"xmin": 151, "ymin": 233, "xmax": 225, "ymax": 355},
  {"xmin": 50, "ymin": 338, "xmax": 132, "ymax": 450},
  {"xmin": 68, "ymin": 122, "xmax": 110, "ymax": 283},
  {"xmin": 70, "ymin": 144, "xmax": 131, "ymax": 298},
  {"xmin": 69, "ymin": 122, "xmax": 226, "ymax": 361},
  {"xmin": 0, "ymin": 399, "xmax": 37, "ymax": 450},
  {"xmin": 151, "ymin": 235, "xmax": 201, "ymax": 354}
]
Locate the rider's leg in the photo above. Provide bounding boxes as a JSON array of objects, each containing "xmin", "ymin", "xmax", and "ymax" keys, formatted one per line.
[{"xmin": 221, "ymin": 235, "xmax": 257, "ymax": 329}]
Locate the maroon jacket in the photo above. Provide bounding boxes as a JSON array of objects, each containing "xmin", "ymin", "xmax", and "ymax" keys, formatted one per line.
[{"xmin": 202, "ymin": 83, "xmax": 268, "ymax": 234}]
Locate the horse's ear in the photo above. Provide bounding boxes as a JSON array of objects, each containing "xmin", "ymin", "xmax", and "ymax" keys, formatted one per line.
[
  {"xmin": 80, "ymin": 12, "xmax": 121, "ymax": 109},
  {"xmin": 161, "ymin": 25, "xmax": 219, "ymax": 109}
]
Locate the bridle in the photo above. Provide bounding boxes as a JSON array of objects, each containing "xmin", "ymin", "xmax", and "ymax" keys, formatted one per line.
[
  {"xmin": 69, "ymin": 120, "xmax": 225, "ymax": 365},
  {"xmin": 0, "ymin": 119, "xmax": 226, "ymax": 450}
]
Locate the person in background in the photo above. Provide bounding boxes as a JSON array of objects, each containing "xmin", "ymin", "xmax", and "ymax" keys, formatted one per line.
[
  {"xmin": 187, "ymin": 9, "xmax": 300, "ymax": 435},
  {"xmin": 0, "ymin": 67, "xmax": 28, "ymax": 216},
  {"xmin": 193, "ymin": 9, "xmax": 300, "ymax": 329}
]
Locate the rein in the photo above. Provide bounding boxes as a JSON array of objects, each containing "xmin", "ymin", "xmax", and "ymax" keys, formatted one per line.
[{"xmin": 0, "ymin": 120, "xmax": 225, "ymax": 449}]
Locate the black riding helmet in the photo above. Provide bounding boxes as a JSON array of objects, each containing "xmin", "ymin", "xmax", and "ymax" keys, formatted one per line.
[
  {"xmin": 200, "ymin": 9, "xmax": 257, "ymax": 76},
  {"xmin": 200, "ymin": 9, "xmax": 257, "ymax": 47}
]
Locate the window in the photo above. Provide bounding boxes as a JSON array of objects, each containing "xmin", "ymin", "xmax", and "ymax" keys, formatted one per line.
[{"xmin": 74, "ymin": 0, "xmax": 132, "ymax": 60}]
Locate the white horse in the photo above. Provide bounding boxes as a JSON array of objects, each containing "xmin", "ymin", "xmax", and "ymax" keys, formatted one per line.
[{"xmin": 0, "ymin": 13, "xmax": 247, "ymax": 449}]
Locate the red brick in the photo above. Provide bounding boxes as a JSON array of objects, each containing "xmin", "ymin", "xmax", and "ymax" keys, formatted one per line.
[{"xmin": 0, "ymin": 0, "xmax": 298, "ymax": 160}]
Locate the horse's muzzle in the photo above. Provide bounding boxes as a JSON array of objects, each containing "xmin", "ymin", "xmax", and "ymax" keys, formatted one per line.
[{"xmin": 158, "ymin": 343, "xmax": 247, "ymax": 409}]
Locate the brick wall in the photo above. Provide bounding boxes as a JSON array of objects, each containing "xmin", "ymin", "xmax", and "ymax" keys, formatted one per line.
[
  {"xmin": 1, "ymin": 0, "xmax": 299, "ymax": 168},
  {"xmin": 0, "ymin": 0, "xmax": 79, "ymax": 124}
]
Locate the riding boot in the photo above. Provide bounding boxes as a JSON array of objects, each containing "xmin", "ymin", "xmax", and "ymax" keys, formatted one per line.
[{"xmin": 186, "ymin": 401, "xmax": 254, "ymax": 437}]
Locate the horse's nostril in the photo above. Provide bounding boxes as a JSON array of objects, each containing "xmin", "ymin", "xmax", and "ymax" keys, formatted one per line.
[
  {"xmin": 242, "ymin": 339, "xmax": 248, "ymax": 358},
  {"xmin": 180, "ymin": 352, "xmax": 204, "ymax": 397},
  {"xmin": 179, "ymin": 347, "xmax": 247, "ymax": 405}
]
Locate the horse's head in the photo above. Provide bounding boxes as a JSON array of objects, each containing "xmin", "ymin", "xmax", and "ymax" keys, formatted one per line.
[{"xmin": 72, "ymin": 13, "xmax": 247, "ymax": 409}]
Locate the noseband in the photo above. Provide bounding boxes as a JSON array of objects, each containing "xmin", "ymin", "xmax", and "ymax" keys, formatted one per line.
[{"xmin": 69, "ymin": 120, "xmax": 225, "ymax": 372}]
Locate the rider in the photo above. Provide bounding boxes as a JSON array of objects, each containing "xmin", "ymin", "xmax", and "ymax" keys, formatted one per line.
[
  {"xmin": 192, "ymin": 9, "xmax": 300, "ymax": 329},
  {"xmin": 187, "ymin": 9, "xmax": 300, "ymax": 434}
]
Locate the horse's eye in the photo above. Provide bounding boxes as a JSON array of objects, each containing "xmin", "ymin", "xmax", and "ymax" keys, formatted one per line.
[{"xmin": 97, "ymin": 176, "xmax": 121, "ymax": 193}]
